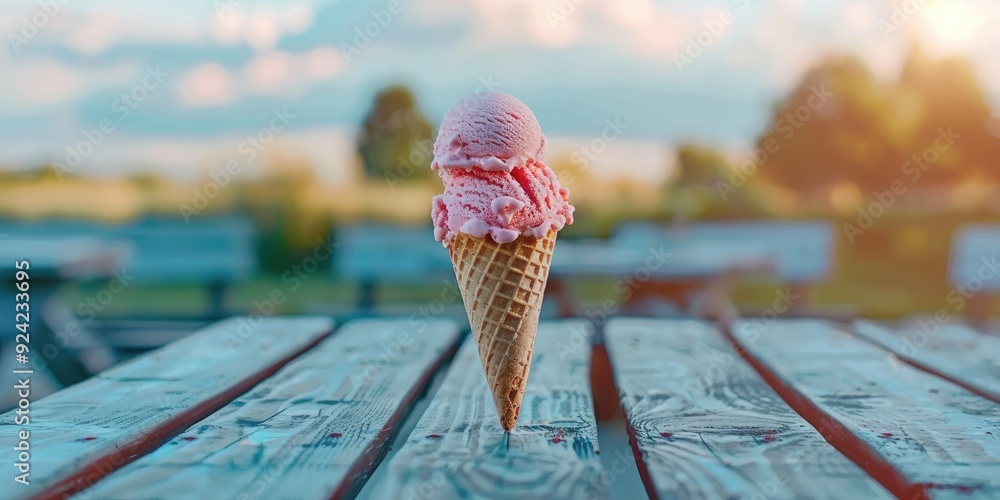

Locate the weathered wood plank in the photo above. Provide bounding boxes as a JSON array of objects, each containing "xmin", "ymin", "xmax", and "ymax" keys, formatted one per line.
[
  {"xmin": 75, "ymin": 319, "xmax": 461, "ymax": 500},
  {"xmin": 605, "ymin": 318, "xmax": 890, "ymax": 500},
  {"xmin": 0, "ymin": 316, "xmax": 333, "ymax": 500},
  {"xmin": 727, "ymin": 319, "xmax": 1000, "ymax": 499},
  {"xmin": 370, "ymin": 320, "xmax": 608, "ymax": 499},
  {"xmin": 852, "ymin": 320, "xmax": 1000, "ymax": 403}
]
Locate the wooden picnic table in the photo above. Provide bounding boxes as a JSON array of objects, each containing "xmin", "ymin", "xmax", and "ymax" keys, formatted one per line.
[
  {"xmin": 0, "ymin": 238, "xmax": 130, "ymax": 406},
  {"xmin": 548, "ymin": 241, "xmax": 775, "ymax": 321},
  {"xmin": 1, "ymin": 315, "xmax": 997, "ymax": 499},
  {"xmin": 332, "ymin": 221, "xmax": 817, "ymax": 319}
]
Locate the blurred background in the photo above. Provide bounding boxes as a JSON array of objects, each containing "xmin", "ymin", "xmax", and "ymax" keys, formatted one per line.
[{"xmin": 2, "ymin": 0, "xmax": 1000, "ymax": 386}]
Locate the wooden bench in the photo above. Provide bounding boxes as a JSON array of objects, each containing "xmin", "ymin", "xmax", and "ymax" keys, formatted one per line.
[
  {"xmin": 0, "ymin": 238, "xmax": 129, "ymax": 403},
  {"xmin": 333, "ymin": 223, "xmax": 456, "ymax": 315},
  {"xmin": 948, "ymin": 225, "xmax": 1000, "ymax": 327},
  {"xmin": 3, "ymin": 315, "xmax": 998, "ymax": 499},
  {"xmin": 609, "ymin": 220, "xmax": 835, "ymax": 316},
  {"xmin": 0, "ymin": 216, "xmax": 257, "ymax": 319}
]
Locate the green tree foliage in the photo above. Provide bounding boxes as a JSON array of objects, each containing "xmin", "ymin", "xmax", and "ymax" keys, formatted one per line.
[
  {"xmin": 755, "ymin": 48, "xmax": 997, "ymax": 193},
  {"xmin": 671, "ymin": 143, "xmax": 768, "ymax": 219},
  {"xmin": 357, "ymin": 84, "xmax": 434, "ymax": 185},
  {"xmin": 755, "ymin": 55, "xmax": 909, "ymax": 192},
  {"xmin": 675, "ymin": 143, "xmax": 731, "ymax": 188},
  {"xmin": 897, "ymin": 45, "xmax": 998, "ymax": 184}
]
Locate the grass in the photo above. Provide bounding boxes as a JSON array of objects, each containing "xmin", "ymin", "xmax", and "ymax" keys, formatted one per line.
[
  {"xmin": 57, "ymin": 269, "xmax": 994, "ymax": 322},
  {"xmin": 56, "ymin": 211, "xmax": 1000, "ymax": 321}
]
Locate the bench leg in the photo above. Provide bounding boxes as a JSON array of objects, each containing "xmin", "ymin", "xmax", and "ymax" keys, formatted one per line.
[
  {"xmin": 545, "ymin": 277, "xmax": 578, "ymax": 318},
  {"xmin": 207, "ymin": 279, "xmax": 228, "ymax": 320},
  {"xmin": 358, "ymin": 280, "xmax": 377, "ymax": 313},
  {"xmin": 788, "ymin": 283, "xmax": 812, "ymax": 313},
  {"xmin": 966, "ymin": 293, "xmax": 991, "ymax": 331}
]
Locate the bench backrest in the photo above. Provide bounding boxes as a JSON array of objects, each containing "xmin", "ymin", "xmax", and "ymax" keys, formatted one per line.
[
  {"xmin": 333, "ymin": 223, "xmax": 452, "ymax": 283},
  {"xmin": 331, "ymin": 220, "xmax": 835, "ymax": 283},
  {"xmin": 949, "ymin": 225, "xmax": 1000, "ymax": 290},
  {"xmin": 610, "ymin": 220, "xmax": 835, "ymax": 282},
  {"xmin": 0, "ymin": 216, "xmax": 256, "ymax": 283}
]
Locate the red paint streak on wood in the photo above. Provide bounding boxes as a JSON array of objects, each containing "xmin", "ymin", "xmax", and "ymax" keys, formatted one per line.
[
  {"xmin": 848, "ymin": 323, "xmax": 1000, "ymax": 404},
  {"xmin": 551, "ymin": 428, "xmax": 565, "ymax": 443},
  {"xmin": 426, "ymin": 434, "xmax": 443, "ymax": 439},
  {"xmin": 879, "ymin": 433, "xmax": 893, "ymax": 438},
  {"xmin": 763, "ymin": 430, "xmax": 777, "ymax": 442},
  {"xmin": 659, "ymin": 432, "xmax": 672, "ymax": 438},
  {"xmin": 720, "ymin": 325, "xmax": 924, "ymax": 500},
  {"xmin": 328, "ymin": 432, "xmax": 343, "ymax": 438},
  {"xmin": 626, "ymin": 418, "xmax": 660, "ymax": 500},
  {"xmin": 80, "ymin": 437, "xmax": 97, "ymax": 442},
  {"xmin": 35, "ymin": 328, "xmax": 334, "ymax": 500},
  {"xmin": 181, "ymin": 436, "xmax": 196, "ymax": 441}
]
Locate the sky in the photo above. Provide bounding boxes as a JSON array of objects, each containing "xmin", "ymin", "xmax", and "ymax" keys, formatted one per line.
[{"xmin": 1, "ymin": 0, "xmax": 998, "ymax": 183}]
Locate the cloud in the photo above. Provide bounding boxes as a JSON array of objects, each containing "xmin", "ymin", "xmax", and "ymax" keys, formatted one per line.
[
  {"xmin": 244, "ymin": 51, "xmax": 293, "ymax": 94},
  {"xmin": 0, "ymin": 58, "xmax": 141, "ymax": 110},
  {"xmin": 177, "ymin": 63, "xmax": 237, "ymax": 107},
  {"xmin": 176, "ymin": 46, "xmax": 343, "ymax": 106},
  {"xmin": 210, "ymin": 3, "xmax": 316, "ymax": 51},
  {"xmin": 303, "ymin": 46, "xmax": 343, "ymax": 79},
  {"xmin": 400, "ymin": 0, "xmax": 700, "ymax": 60},
  {"xmin": 243, "ymin": 47, "xmax": 343, "ymax": 95},
  {"xmin": 67, "ymin": 8, "xmax": 121, "ymax": 56}
]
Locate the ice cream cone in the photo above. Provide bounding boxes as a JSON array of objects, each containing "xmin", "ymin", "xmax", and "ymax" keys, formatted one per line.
[{"xmin": 448, "ymin": 230, "xmax": 557, "ymax": 430}]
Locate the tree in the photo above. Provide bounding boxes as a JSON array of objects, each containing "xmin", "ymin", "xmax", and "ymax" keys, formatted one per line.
[
  {"xmin": 754, "ymin": 55, "xmax": 912, "ymax": 194},
  {"xmin": 755, "ymin": 49, "xmax": 998, "ymax": 196},
  {"xmin": 670, "ymin": 143, "xmax": 767, "ymax": 220},
  {"xmin": 897, "ymin": 44, "xmax": 998, "ymax": 185},
  {"xmin": 356, "ymin": 85, "xmax": 434, "ymax": 185},
  {"xmin": 674, "ymin": 143, "xmax": 731, "ymax": 188}
]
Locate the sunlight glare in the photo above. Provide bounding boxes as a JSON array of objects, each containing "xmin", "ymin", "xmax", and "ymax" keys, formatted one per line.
[{"xmin": 922, "ymin": 2, "xmax": 976, "ymax": 50}]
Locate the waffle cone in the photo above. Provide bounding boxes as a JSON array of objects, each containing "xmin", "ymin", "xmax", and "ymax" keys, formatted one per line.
[{"xmin": 448, "ymin": 230, "xmax": 557, "ymax": 430}]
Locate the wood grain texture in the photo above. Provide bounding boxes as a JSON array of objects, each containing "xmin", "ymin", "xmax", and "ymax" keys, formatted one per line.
[
  {"xmin": 370, "ymin": 320, "xmax": 609, "ymax": 500},
  {"xmin": 728, "ymin": 319, "xmax": 1000, "ymax": 499},
  {"xmin": 0, "ymin": 316, "xmax": 333, "ymax": 500},
  {"xmin": 605, "ymin": 318, "xmax": 890, "ymax": 500},
  {"xmin": 852, "ymin": 320, "xmax": 1000, "ymax": 403},
  {"xmin": 75, "ymin": 319, "xmax": 461, "ymax": 500}
]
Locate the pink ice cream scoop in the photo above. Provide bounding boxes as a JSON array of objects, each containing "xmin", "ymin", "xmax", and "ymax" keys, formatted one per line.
[{"xmin": 431, "ymin": 92, "xmax": 574, "ymax": 245}]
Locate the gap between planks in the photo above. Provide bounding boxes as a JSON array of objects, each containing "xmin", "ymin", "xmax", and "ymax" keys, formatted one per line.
[
  {"xmin": 718, "ymin": 322, "xmax": 917, "ymax": 499},
  {"xmin": 721, "ymin": 319, "xmax": 1000, "ymax": 499},
  {"xmin": 844, "ymin": 320, "xmax": 1000, "ymax": 404},
  {"xmin": 368, "ymin": 320, "xmax": 610, "ymax": 499},
  {"xmin": 17, "ymin": 317, "xmax": 335, "ymax": 500},
  {"xmin": 605, "ymin": 318, "xmax": 890, "ymax": 500},
  {"xmin": 72, "ymin": 319, "xmax": 463, "ymax": 500}
]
